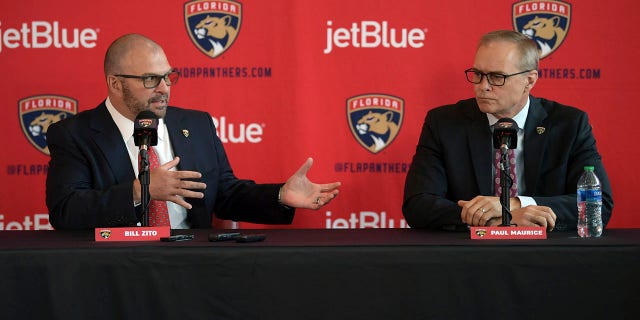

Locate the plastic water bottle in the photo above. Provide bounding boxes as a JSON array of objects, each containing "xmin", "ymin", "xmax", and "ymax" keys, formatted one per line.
[{"xmin": 577, "ymin": 166, "xmax": 603, "ymax": 237}]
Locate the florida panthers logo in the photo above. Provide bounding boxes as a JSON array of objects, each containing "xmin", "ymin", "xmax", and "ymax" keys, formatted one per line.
[
  {"xmin": 347, "ymin": 94, "xmax": 404, "ymax": 154},
  {"xmin": 99, "ymin": 229, "xmax": 112, "ymax": 239},
  {"xmin": 513, "ymin": 0, "xmax": 571, "ymax": 59},
  {"xmin": 19, "ymin": 95, "xmax": 77, "ymax": 155},
  {"xmin": 475, "ymin": 229, "xmax": 487, "ymax": 237},
  {"xmin": 184, "ymin": 0, "xmax": 242, "ymax": 58}
]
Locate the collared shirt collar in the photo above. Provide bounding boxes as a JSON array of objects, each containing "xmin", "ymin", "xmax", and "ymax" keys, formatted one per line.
[
  {"xmin": 104, "ymin": 97, "xmax": 166, "ymax": 142},
  {"xmin": 486, "ymin": 96, "xmax": 530, "ymax": 130}
]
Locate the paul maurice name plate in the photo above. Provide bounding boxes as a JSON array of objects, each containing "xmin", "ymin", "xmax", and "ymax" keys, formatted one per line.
[{"xmin": 470, "ymin": 226, "xmax": 547, "ymax": 240}]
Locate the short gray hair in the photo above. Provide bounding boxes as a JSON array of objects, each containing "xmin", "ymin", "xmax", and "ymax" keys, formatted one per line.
[{"xmin": 478, "ymin": 30, "xmax": 539, "ymax": 71}]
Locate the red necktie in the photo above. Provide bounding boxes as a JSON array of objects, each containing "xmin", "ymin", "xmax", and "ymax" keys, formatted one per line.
[
  {"xmin": 146, "ymin": 147, "xmax": 170, "ymax": 227},
  {"xmin": 494, "ymin": 149, "xmax": 518, "ymax": 197}
]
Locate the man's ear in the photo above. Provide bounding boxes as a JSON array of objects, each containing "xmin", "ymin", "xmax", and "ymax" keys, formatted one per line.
[
  {"xmin": 525, "ymin": 70, "xmax": 538, "ymax": 90},
  {"xmin": 106, "ymin": 75, "xmax": 121, "ymax": 92}
]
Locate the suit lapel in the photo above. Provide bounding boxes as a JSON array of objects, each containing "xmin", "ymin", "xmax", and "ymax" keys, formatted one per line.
[
  {"xmin": 89, "ymin": 103, "xmax": 135, "ymax": 182},
  {"xmin": 464, "ymin": 102, "xmax": 493, "ymax": 195},
  {"xmin": 164, "ymin": 108, "xmax": 196, "ymax": 171},
  {"xmin": 523, "ymin": 97, "xmax": 548, "ymax": 194}
]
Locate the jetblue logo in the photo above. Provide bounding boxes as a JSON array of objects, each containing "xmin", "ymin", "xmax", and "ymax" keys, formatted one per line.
[
  {"xmin": 0, "ymin": 21, "xmax": 99, "ymax": 53},
  {"xmin": 324, "ymin": 20, "xmax": 427, "ymax": 54},
  {"xmin": 347, "ymin": 94, "xmax": 403, "ymax": 154},
  {"xmin": 184, "ymin": 0, "xmax": 242, "ymax": 58},
  {"xmin": 513, "ymin": 0, "xmax": 572, "ymax": 59}
]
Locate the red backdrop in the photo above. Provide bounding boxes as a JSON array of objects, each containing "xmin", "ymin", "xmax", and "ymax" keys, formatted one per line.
[{"xmin": 1, "ymin": 0, "xmax": 637, "ymax": 230}]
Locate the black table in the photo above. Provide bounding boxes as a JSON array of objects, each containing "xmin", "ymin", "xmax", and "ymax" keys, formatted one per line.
[{"xmin": 0, "ymin": 228, "xmax": 638, "ymax": 320}]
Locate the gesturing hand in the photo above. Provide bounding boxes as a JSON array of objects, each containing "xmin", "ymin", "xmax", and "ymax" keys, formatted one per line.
[
  {"xmin": 148, "ymin": 156, "xmax": 206, "ymax": 210},
  {"xmin": 279, "ymin": 158, "xmax": 341, "ymax": 209}
]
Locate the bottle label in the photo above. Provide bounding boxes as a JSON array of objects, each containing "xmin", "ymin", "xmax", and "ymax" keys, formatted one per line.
[{"xmin": 578, "ymin": 189, "xmax": 601, "ymax": 202}]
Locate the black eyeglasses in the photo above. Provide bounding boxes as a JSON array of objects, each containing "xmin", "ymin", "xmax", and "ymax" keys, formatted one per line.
[
  {"xmin": 464, "ymin": 68, "xmax": 532, "ymax": 86},
  {"xmin": 114, "ymin": 69, "xmax": 180, "ymax": 89}
]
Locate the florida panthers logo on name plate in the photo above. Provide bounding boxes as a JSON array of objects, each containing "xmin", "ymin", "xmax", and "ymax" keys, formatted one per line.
[
  {"xmin": 184, "ymin": 0, "xmax": 242, "ymax": 59},
  {"xmin": 18, "ymin": 95, "xmax": 77, "ymax": 155},
  {"xmin": 513, "ymin": 0, "xmax": 571, "ymax": 59},
  {"xmin": 347, "ymin": 94, "xmax": 404, "ymax": 154},
  {"xmin": 99, "ymin": 229, "xmax": 112, "ymax": 239}
]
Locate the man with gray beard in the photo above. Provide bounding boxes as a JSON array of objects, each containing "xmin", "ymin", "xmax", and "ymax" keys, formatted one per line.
[{"xmin": 46, "ymin": 33, "xmax": 340, "ymax": 229}]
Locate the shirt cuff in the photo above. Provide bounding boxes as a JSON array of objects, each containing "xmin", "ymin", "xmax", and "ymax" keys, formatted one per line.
[
  {"xmin": 517, "ymin": 196, "xmax": 537, "ymax": 208},
  {"xmin": 277, "ymin": 185, "xmax": 292, "ymax": 210}
]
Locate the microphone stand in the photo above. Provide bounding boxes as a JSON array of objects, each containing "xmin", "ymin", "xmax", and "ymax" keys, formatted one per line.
[
  {"xmin": 138, "ymin": 146, "xmax": 150, "ymax": 227},
  {"xmin": 498, "ymin": 145, "xmax": 514, "ymax": 227}
]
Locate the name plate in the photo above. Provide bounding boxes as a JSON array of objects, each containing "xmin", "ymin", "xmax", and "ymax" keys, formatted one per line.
[
  {"xmin": 95, "ymin": 226, "xmax": 171, "ymax": 242},
  {"xmin": 470, "ymin": 226, "xmax": 547, "ymax": 240}
]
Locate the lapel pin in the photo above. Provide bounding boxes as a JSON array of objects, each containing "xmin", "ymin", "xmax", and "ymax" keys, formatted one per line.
[
  {"xmin": 182, "ymin": 129, "xmax": 189, "ymax": 138},
  {"xmin": 536, "ymin": 127, "xmax": 545, "ymax": 135}
]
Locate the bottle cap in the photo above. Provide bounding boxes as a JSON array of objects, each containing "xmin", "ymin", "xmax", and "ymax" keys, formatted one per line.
[{"xmin": 584, "ymin": 166, "xmax": 594, "ymax": 171}]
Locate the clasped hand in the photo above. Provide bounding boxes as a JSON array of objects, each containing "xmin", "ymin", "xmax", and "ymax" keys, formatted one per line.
[{"xmin": 458, "ymin": 196, "xmax": 557, "ymax": 230}]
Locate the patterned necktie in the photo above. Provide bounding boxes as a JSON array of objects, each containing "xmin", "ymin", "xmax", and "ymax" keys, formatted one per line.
[
  {"xmin": 494, "ymin": 149, "xmax": 518, "ymax": 197},
  {"xmin": 146, "ymin": 147, "xmax": 170, "ymax": 227}
]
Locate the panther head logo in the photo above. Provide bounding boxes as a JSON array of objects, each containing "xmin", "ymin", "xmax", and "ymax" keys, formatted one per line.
[
  {"xmin": 193, "ymin": 15, "xmax": 238, "ymax": 58},
  {"xmin": 347, "ymin": 94, "xmax": 404, "ymax": 154},
  {"xmin": 521, "ymin": 16, "xmax": 567, "ymax": 58},
  {"xmin": 19, "ymin": 95, "xmax": 77, "ymax": 155},
  {"xmin": 99, "ymin": 229, "xmax": 112, "ymax": 239},
  {"xmin": 356, "ymin": 111, "xmax": 400, "ymax": 153},
  {"xmin": 512, "ymin": 0, "xmax": 571, "ymax": 59},
  {"xmin": 184, "ymin": 0, "xmax": 242, "ymax": 59},
  {"xmin": 28, "ymin": 112, "xmax": 67, "ymax": 138}
]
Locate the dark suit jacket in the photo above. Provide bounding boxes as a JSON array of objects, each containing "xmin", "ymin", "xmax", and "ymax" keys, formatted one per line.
[
  {"xmin": 46, "ymin": 102, "xmax": 294, "ymax": 229},
  {"xmin": 403, "ymin": 96, "xmax": 613, "ymax": 231}
]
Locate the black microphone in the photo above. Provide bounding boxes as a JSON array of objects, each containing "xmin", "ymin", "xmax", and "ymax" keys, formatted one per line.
[
  {"xmin": 133, "ymin": 111, "xmax": 158, "ymax": 150},
  {"xmin": 492, "ymin": 118, "xmax": 518, "ymax": 151},
  {"xmin": 134, "ymin": 111, "xmax": 158, "ymax": 227}
]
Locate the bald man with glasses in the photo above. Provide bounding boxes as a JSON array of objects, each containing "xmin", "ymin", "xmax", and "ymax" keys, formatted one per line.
[
  {"xmin": 46, "ymin": 33, "xmax": 340, "ymax": 230},
  {"xmin": 403, "ymin": 30, "xmax": 613, "ymax": 232}
]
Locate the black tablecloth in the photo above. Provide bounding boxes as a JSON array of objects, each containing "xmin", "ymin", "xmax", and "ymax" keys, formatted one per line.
[{"xmin": 0, "ymin": 228, "xmax": 638, "ymax": 320}]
